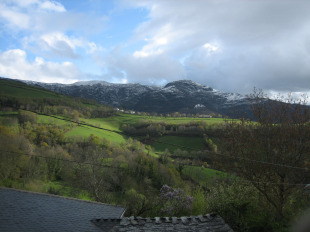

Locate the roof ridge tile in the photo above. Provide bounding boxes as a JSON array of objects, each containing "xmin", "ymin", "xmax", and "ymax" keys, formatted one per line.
[
  {"xmin": 92, "ymin": 214, "xmax": 234, "ymax": 231},
  {"xmin": 181, "ymin": 216, "xmax": 189, "ymax": 224},
  {"xmin": 171, "ymin": 217, "xmax": 178, "ymax": 224},
  {"xmin": 164, "ymin": 217, "xmax": 171, "ymax": 223},
  {"xmin": 198, "ymin": 214, "xmax": 207, "ymax": 222},
  {"xmin": 190, "ymin": 216, "xmax": 199, "ymax": 224},
  {"xmin": 155, "ymin": 217, "xmax": 161, "ymax": 224}
]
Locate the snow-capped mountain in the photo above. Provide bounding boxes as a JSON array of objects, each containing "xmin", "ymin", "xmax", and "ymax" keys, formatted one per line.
[{"xmin": 25, "ymin": 79, "xmax": 252, "ymax": 117}]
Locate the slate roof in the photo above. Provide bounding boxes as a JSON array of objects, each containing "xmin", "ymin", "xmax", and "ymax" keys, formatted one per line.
[
  {"xmin": 0, "ymin": 187, "xmax": 125, "ymax": 232},
  {"xmin": 92, "ymin": 214, "xmax": 234, "ymax": 232}
]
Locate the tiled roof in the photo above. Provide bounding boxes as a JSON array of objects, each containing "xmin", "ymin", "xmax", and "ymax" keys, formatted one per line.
[
  {"xmin": 92, "ymin": 214, "xmax": 234, "ymax": 232},
  {"xmin": 0, "ymin": 187, "xmax": 125, "ymax": 232}
]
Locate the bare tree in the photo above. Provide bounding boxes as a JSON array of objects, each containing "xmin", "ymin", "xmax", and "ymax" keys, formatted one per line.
[{"xmin": 221, "ymin": 90, "xmax": 310, "ymax": 222}]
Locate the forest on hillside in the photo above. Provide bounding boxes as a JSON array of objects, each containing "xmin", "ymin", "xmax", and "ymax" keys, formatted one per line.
[{"xmin": 1, "ymin": 80, "xmax": 310, "ymax": 232}]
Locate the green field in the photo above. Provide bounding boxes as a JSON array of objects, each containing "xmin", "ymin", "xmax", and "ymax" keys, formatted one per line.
[
  {"xmin": 37, "ymin": 114, "xmax": 222, "ymax": 148},
  {"xmin": 182, "ymin": 166, "xmax": 227, "ymax": 185},
  {"xmin": 81, "ymin": 117, "xmax": 123, "ymax": 132},
  {"xmin": 1, "ymin": 109, "xmax": 226, "ymax": 149},
  {"xmin": 37, "ymin": 114, "xmax": 72, "ymax": 126},
  {"xmin": 65, "ymin": 125, "xmax": 126, "ymax": 144},
  {"xmin": 152, "ymin": 135, "xmax": 205, "ymax": 153},
  {"xmin": 117, "ymin": 114, "xmax": 227, "ymax": 126}
]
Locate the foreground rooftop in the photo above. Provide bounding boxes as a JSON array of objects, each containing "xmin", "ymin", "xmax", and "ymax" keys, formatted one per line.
[
  {"xmin": 0, "ymin": 187, "xmax": 233, "ymax": 232},
  {"xmin": 0, "ymin": 187, "xmax": 125, "ymax": 232}
]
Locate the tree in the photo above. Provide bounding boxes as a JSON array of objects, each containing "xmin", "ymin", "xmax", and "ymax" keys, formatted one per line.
[
  {"xmin": 124, "ymin": 189, "xmax": 148, "ymax": 216},
  {"xmin": 221, "ymin": 90, "xmax": 310, "ymax": 223},
  {"xmin": 18, "ymin": 110, "xmax": 37, "ymax": 124}
]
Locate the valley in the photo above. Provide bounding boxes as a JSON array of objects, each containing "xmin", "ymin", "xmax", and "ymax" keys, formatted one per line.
[{"xmin": 1, "ymin": 78, "xmax": 310, "ymax": 231}]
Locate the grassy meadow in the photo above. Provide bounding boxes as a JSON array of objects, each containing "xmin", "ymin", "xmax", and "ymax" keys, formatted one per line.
[
  {"xmin": 65, "ymin": 125, "xmax": 127, "ymax": 144},
  {"xmin": 152, "ymin": 135, "xmax": 205, "ymax": 153}
]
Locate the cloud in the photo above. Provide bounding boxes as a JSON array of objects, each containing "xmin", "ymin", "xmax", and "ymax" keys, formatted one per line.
[
  {"xmin": 39, "ymin": 0, "xmax": 66, "ymax": 12},
  {"xmin": 103, "ymin": 47, "xmax": 185, "ymax": 85},
  {"xmin": 0, "ymin": 49, "xmax": 80, "ymax": 83},
  {"xmin": 38, "ymin": 32, "xmax": 82, "ymax": 58},
  {"xmin": 121, "ymin": 0, "xmax": 310, "ymax": 94},
  {"xmin": 3, "ymin": 0, "xmax": 66, "ymax": 12},
  {"xmin": 0, "ymin": 0, "xmax": 107, "ymax": 35},
  {"xmin": 23, "ymin": 32, "xmax": 104, "ymax": 59},
  {"xmin": 0, "ymin": 3, "xmax": 30, "ymax": 30},
  {"xmin": 0, "ymin": 1, "xmax": 66, "ymax": 30}
]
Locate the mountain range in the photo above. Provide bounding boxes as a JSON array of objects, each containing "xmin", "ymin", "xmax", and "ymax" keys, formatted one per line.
[{"xmin": 23, "ymin": 79, "xmax": 253, "ymax": 118}]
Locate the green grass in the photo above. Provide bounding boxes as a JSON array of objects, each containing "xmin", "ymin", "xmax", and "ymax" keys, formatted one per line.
[
  {"xmin": 81, "ymin": 117, "xmax": 123, "ymax": 132},
  {"xmin": 150, "ymin": 117, "xmax": 226, "ymax": 125},
  {"xmin": 0, "ymin": 79, "xmax": 61, "ymax": 99},
  {"xmin": 152, "ymin": 135, "xmax": 206, "ymax": 153},
  {"xmin": 117, "ymin": 113, "xmax": 228, "ymax": 126},
  {"xmin": 37, "ymin": 114, "xmax": 72, "ymax": 126},
  {"xmin": 0, "ymin": 79, "xmax": 100, "ymax": 109},
  {"xmin": 182, "ymin": 166, "xmax": 227, "ymax": 185},
  {"xmin": 65, "ymin": 125, "xmax": 126, "ymax": 144},
  {"xmin": 114, "ymin": 114, "xmax": 146, "ymax": 125}
]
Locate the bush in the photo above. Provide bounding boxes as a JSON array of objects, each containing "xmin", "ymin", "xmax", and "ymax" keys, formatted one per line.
[{"xmin": 18, "ymin": 110, "xmax": 37, "ymax": 124}]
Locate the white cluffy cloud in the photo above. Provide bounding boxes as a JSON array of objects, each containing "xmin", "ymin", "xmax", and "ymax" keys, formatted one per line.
[
  {"xmin": 0, "ymin": 49, "xmax": 80, "ymax": 83},
  {"xmin": 4, "ymin": 0, "xmax": 66, "ymax": 12},
  {"xmin": 39, "ymin": 0, "xmax": 66, "ymax": 12},
  {"xmin": 23, "ymin": 32, "xmax": 103, "ymax": 58},
  {"xmin": 0, "ymin": 0, "xmax": 66, "ymax": 30}
]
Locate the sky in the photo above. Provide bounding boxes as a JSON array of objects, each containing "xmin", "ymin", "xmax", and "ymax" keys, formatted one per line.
[{"xmin": 1, "ymin": 0, "xmax": 310, "ymax": 98}]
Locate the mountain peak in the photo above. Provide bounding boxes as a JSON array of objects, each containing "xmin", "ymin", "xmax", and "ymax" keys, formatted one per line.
[
  {"xmin": 164, "ymin": 80, "xmax": 213, "ymax": 91},
  {"xmin": 165, "ymin": 79, "xmax": 197, "ymax": 87},
  {"xmin": 72, "ymin": 80, "xmax": 110, "ymax": 86}
]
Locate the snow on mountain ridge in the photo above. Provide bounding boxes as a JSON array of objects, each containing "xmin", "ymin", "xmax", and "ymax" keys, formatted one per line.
[
  {"xmin": 21, "ymin": 78, "xmax": 251, "ymax": 117},
  {"xmin": 72, "ymin": 80, "xmax": 111, "ymax": 86}
]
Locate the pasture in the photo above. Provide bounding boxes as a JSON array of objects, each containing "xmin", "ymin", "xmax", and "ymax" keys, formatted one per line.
[
  {"xmin": 65, "ymin": 124, "xmax": 127, "ymax": 144},
  {"xmin": 152, "ymin": 135, "xmax": 205, "ymax": 153}
]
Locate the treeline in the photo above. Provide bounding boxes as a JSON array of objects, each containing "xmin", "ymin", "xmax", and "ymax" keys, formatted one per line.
[{"xmin": 122, "ymin": 120, "xmax": 217, "ymax": 137}]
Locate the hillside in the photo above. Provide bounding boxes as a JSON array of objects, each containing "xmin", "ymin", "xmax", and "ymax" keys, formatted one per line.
[
  {"xmin": 0, "ymin": 79, "xmax": 228, "ymax": 214},
  {"xmin": 0, "ymin": 78, "xmax": 61, "ymax": 99},
  {"xmin": 0, "ymin": 77, "xmax": 116, "ymax": 119}
]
